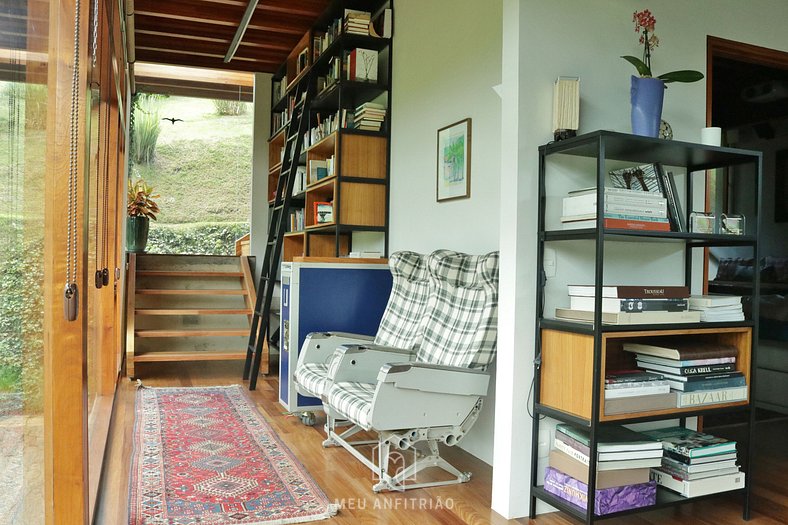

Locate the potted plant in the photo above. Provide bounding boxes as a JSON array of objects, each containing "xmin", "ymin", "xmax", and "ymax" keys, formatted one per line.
[
  {"xmin": 622, "ymin": 9, "xmax": 704, "ymax": 137},
  {"xmin": 126, "ymin": 178, "xmax": 160, "ymax": 253}
]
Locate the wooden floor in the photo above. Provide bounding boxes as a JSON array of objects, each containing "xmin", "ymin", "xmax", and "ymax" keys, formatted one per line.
[{"xmin": 93, "ymin": 361, "xmax": 788, "ymax": 524}]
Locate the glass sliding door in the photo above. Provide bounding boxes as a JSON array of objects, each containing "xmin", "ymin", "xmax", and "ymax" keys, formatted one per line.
[{"xmin": 0, "ymin": 1, "xmax": 48, "ymax": 523}]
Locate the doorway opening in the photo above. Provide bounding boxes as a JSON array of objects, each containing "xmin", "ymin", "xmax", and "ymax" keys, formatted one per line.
[
  {"xmin": 705, "ymin": 37, "xmax": 788, "ymax": 427},
  {"xmin": 129, "ymin": 87, "xmax": 253, "ymax": 256}
]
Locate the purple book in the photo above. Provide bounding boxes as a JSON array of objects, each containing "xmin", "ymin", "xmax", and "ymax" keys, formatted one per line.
[{"xmin": 544, "ymin": 467, "xmax": 656, "ymax": 515}]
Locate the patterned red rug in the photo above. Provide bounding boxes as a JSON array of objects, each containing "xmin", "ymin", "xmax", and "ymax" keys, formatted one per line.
[{"xmin": 129, "ymin": 385, "xmax": 338, "ymax": 525}]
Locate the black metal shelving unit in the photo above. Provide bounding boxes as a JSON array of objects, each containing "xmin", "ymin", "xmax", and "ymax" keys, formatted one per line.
[{"xmin": 529, "ymin": 130, "xmax": 763, "ymax": 523}]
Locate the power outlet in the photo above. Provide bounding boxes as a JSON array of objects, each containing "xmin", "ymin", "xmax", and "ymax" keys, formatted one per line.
[{"xmin": 544, "ymin": 248, "xmax": 557, "ymax": 278}]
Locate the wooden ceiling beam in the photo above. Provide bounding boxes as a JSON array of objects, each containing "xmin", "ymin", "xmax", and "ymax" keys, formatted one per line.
[
  {"xmin": 135, "ymin": 34, "xmax": 284, "ymax": 62},
  {"xmin": 135, "ymin": 49, "xmax": 278, "ymax": 73},
  {"xmin": 135, "ymin": 15, "xmax": 295, "ymax": 50},
  {"xmin": 134, "ymin": 0, "xmax": 313, "ymax": 35}
]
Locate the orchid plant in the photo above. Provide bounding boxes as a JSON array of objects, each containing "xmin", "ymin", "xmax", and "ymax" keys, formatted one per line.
[{"xmin": 622, "ymin": 9, "xmax": 704, "ymax": 84}]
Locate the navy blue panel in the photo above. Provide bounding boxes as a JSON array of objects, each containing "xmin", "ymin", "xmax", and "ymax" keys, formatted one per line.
[
  {"xmin": 295, "ymin": 267, "xmax": 392, "ymax": 407},
  {"xmin": 279, "ymin": 283, "xmax": 290, "ymax": 403}
]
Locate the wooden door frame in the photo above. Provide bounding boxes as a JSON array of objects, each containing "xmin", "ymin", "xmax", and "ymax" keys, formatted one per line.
[{"xmin": 704, "ymin": 36, "xmax": 788, "ymax": 289}]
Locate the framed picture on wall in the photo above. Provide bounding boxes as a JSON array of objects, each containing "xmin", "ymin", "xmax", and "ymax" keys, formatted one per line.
[{"xmin": 436, "ymin": 118, "xmax": 471, "ymax": 202}]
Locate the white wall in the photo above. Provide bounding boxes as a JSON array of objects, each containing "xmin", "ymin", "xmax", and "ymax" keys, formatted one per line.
[
  {"xmin": 389, "ymin": 0, "xmax": 503, "ymax": 463},
  {"xmin": 251, "ymin": 73, "xmax": 272, "ymax": 281},
  {"xmin": 493, "ymin": 0, "xmax": 788, "ymax": 519}
]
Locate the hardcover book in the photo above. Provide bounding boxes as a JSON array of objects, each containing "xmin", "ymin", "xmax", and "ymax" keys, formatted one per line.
[
  {"xmin": 566, "ymin": 285, "xmax": 690, "ymax": 299},
  {"xmin": 650, "ymin": 468, "xmax": 744, "ymax": 498},
  {"xmin": 555, "ymin": 308, "xmax": 700, "ymax": 325},
  {"xmin": 641, "ymin": 427, "xmax": 736, "ymax": 458},
  {"xmin": 635, "ymin": 354, "xmax": 736, "ymax": 367},
  {"xmin": 605, "ymin": 370, "xmax": 665, "ymax": 384},
  {"xmin": 622, "ymin": 340, "xmax": 738, "ymax": 361},
  {"xmin": 688, "ymin": 295, "xmax": 742, "ymax": 308},
  {"xmin": 663, "ymin": 450, "xmax": 738, "ymax": 465},
  {"xmin": 548, "ymin": 450, "xmax": 650, "ymax": 489},
  {"xmin": 556, "ymin": 424, "xmax": 662, "ymax": 452},
  {"xmin": 662, "ymin": 455, "xmax": 738, "ymax": 473},
  {"xmin": 603, "ymin": 392, "xmax": 677, "ymax": 415},
  {"xmin": 635, "ymin": 360, "xmax": 736, "ymax": 376},
  {"xmin": 570, "ymin": 296, "xmax": 688, "ymax": 314},
  {"xmin": 663, "ymin": 375, "xmax": 746, "ymax": 392},
  {"xmin": 676, "ymin": 386, "xmax": 747, "ymax": 407}
]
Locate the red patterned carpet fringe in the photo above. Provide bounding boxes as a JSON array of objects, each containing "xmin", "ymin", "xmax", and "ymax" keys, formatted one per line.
[{"xmin": 129, "ymin": 385, "xmax": 339, "ymax": 525}]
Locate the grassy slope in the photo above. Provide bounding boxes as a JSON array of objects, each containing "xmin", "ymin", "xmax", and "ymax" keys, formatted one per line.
[{"xmin": 131, "ymin": 96, "xmax": 253, "ymax": 225}]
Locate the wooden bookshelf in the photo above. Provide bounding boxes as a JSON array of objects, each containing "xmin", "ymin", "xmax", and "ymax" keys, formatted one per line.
[
  {"xmin": 282, "ymin": 232, "xmax": 306, "ymax": 262},
  {"xmin": 268, "ymin": 0, "xmax": 392, "ymax": 260},
  {"xmin": 539, "ymin": 326, "xmax": 752, "ymax": 423}
]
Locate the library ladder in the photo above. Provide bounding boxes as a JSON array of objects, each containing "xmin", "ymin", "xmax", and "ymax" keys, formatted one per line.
[{"xmin": 244, "ymin": 74, "xmax": 314, "ymax": 390}]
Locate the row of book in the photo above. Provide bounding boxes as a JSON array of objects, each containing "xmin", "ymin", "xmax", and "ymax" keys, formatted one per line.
[
  {"xmin": 604, "ymin": 337, "xmax": 747, "ymax": 415},
  {"xmin": 322, "ymin": 47, "xmax": 379, "ymax": 91},
  {"xmin": 313, "ymin": 8, "xmax": 391, "ymax": 73},
  {"xmin": 561, "ymin": 163, "xmax": 685, "ymax": 232},
  {"xmin": 302, "ymin": 103, "xmax": 388, "ymax": 149},
  {"xmin": 545, "ymin": 424, "xmax": 744, "ymax": 515},
  {"xmin": 555, "ymin": 284, "xmax": 744, "ymax": 325},
  {"xmin": 308, "ymin": 156, "xmax": 335, "ymax": 185},
  {"xmin": 288, "ymin": 209, "xmax": 305, "ymax": 232}
]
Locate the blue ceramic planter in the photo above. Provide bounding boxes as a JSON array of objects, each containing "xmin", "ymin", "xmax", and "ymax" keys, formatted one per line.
[{"xmin": 630, "ymin": 75, "xmax": 665, "ymax": 137}]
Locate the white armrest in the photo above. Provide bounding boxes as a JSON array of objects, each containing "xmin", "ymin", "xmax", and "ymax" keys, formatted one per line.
[
  {"xmin": 377, "ymin": 362, "xmax": 489, "ymax": 396},
  {"xmin": 297, "ymin": 331, "xmax": 375, "ymax": 369},
  {"xmin": 330, "ymin": 344, "xmax": 414, "ymax": 384}
]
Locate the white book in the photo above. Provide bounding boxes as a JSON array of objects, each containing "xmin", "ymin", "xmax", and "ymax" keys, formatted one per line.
[
  {"xmin": 604, "ymin": 383, "xmax": 670, "ymax": 399},
  {"xmin": 553, "ymin": 440, "xmax": 663, "ymax": 470},
  {"xmin": 662, "ymin": 466, "xmax": 741, "ymax": 481},
  {"xmin": 676, "ymin": 386, "xmax": 748, "ymax": 408},
  {"xmin": 569, "ymin": 296, "xmax": 688, "ymax": 314},
  {"xmin": 563, "ymin": 193, "xmax": 667, "ymax": 217},
  {"xmin": 555, "ymin": 308, "xmax": 700, "ymax": 325},
  {"xmin": 650, "ymin": 468, "xmax": 745, "ymax": 498},
  {"xmin": 689, "ymin": 295, "xmax": 742, "ymax": 308}
]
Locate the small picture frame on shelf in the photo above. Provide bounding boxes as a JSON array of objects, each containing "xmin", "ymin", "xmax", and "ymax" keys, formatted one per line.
[
  {"xmin": 436, "ymin": 118, "xmax": 471, "ymax": 202},
  {"xmin": 719, "ymin": 213, "xmax": 745, "ymax": 235},
  {"xmin": 690, "ymin": 211, "xmax": 716, "ymax": 234},
  {"xmin": 313, "ymin": 201, "xmax": 333, "ymax": 224}
]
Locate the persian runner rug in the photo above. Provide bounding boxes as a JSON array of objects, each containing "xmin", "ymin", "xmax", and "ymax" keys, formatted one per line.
[{"xmin": 129, "ymin": 385, "xmax": 338, "ymax": 525}]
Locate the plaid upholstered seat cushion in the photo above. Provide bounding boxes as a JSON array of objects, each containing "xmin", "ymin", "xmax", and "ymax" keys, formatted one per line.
[
  {"xmin": 416, "ymin": 251, "xmax": 499, "ymax": 370},
  {"xmin": 373, "ymin": 251, "xmax": 430, "ymax": 349},
  {"xmin": 294, "ymin": 363, "xmax": 329, "ymax": 398},
  {"xmin": 327, "ymin": 381, "xmax": 376, "ymax": 429},
  {"xmin": 295, "ymin": 349, "xmax": 344, "ymax": 398}
]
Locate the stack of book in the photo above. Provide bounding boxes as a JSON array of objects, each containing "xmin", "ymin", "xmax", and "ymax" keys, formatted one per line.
[
  {"xmin": 555, "ymin": 284, "xmax": 700, "ymax": 325},
  {"xmin": 354, "ymin": 102, "xmax": 386, "ymax": 131},
  {"xmin": 561, "ymin": 186, "xmax": 670, "ymax": 231},
  {"xmin": 689, "ymin": 295, "xmax": 744, "ymax": 322},
  {"xmin": 623, "ymin": 340, "xmax": 747, "ymax": 408},
  {"xmin": 643, "ymin": 426, "xmax": 745, "ymax": 497},
  {"xmin": 545, "ymin": 424, "xmax": 659, "ymax": 515},
  {"xmin": 344, "ymin": 9, "xmax": 371, "ymax": 35},
  {"xmin": 604, "ymin": 370, "xmax": 676, "ymax": 415}
]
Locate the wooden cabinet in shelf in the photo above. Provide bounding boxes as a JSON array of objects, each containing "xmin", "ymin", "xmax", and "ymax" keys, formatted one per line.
[
  {"xmin": 283, "ymin": 232, "xmax": 305, "ymax": 262},
  {"xmin": 539, "ymin": 326, "xmax": 752, "ymax": 423}
]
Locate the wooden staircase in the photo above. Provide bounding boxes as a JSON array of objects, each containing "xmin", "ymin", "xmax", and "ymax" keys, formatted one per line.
[{"xmin": 125, "ymin": 254, "xmax": 266, "ymax": 379}]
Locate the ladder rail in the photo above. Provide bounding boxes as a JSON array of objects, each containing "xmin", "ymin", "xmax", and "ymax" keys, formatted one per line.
[{"xmin": 244, "ymin": 74, "xmax": 314, "ymax": 389}]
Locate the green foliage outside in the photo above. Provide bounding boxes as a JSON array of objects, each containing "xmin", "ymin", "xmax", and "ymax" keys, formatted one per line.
[
  {"xmin": 213, "ymin": 99, "xmax": 248, "ymax": 116},
  {"xmin": 132, "ymin": 94, "xmax": 164, "ymax": 164},
  {"xmin": 147, "ymin": 222, "xmax": 250, "ymax": 255},
  {"xmin": 129, "ymin": 95, "xmax": 252, "ymax": 255}
]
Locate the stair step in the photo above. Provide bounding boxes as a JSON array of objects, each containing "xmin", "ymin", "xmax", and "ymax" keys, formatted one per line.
[
  {"xmin": 136, "ymin": 271, "xmax": 244, "ymax": 277},
  {"xmin": 136, "ymin": 289, "xmax": 248, "ymax": 295},
  {"xmin": 135, "ymin": 309, "xmax": 253, "ymax": 316},
  {"xmin": 135, "ymin": 329, "xmax": 249, "ymax": 338},
  {"xmin": 134, "ymin": 350, "xmax": 247, "ymax": 362}
]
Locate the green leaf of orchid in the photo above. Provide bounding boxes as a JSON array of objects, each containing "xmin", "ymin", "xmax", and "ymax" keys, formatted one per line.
[
  {"xmin": 621, "ymin": 55, "xmax": 652, "ymax": 77},
  {"xmin": 657, "ymin": 70, "xmax": 705, "ymax": 83}
]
